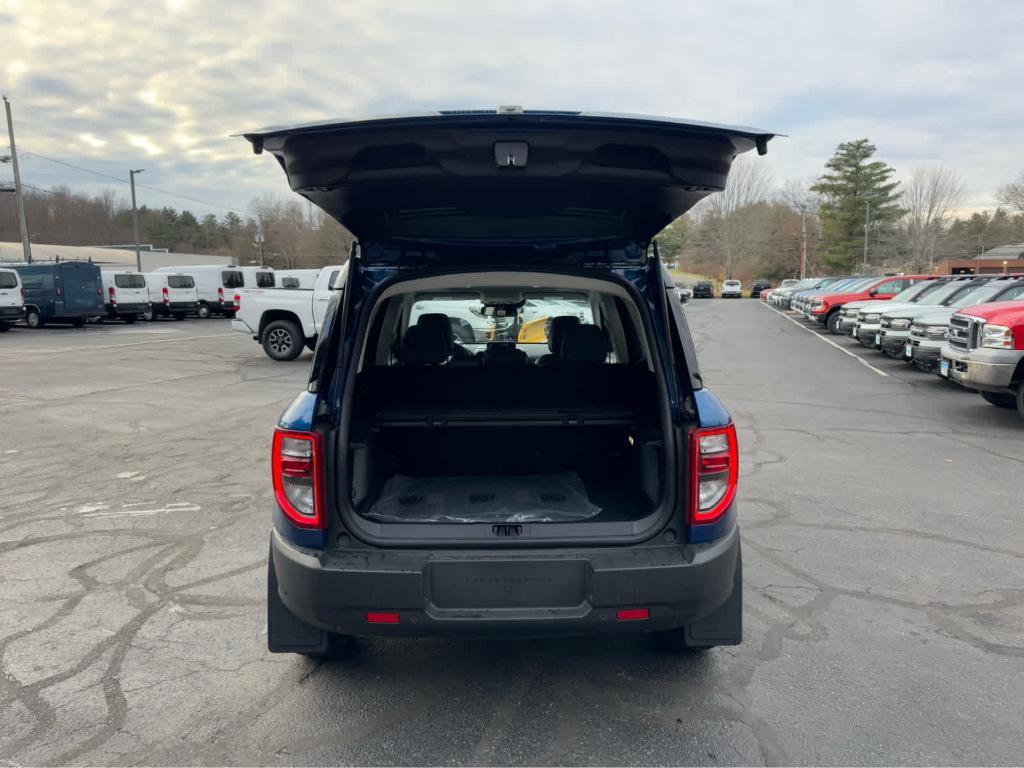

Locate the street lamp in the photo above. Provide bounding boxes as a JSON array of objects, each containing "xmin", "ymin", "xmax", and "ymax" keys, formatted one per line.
[{"xmin": 130, "ymin": 169, "xmax": 144, "ymax": 272}]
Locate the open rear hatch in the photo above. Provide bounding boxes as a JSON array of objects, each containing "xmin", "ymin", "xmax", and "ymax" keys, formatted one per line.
[{"xmin": 243, "ymin": 109, "xmax": 774, "ymax": 244}]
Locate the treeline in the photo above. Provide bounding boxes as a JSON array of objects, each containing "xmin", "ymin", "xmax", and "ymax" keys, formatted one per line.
[
  {"xmin": 0, "ymin": 187, "xmax": 353, "ymax": 268},
  {"xmin": 659, "ymin": 144, "xmax": 1024, "ymax": 282}
]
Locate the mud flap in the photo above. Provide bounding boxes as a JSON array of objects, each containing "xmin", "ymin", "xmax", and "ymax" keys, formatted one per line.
[
  {"xmin": 684, "ymin": 545, "xmax": 742, "ymax": 647},
  {"xmin": 267, "ymin": 550, "xmax": 329, "ymax": 654}
]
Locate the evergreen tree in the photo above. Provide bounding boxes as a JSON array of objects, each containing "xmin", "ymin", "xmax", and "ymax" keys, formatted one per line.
[{"xmin": 811, "ymin": 139, "xmax": 902, "ymax": 272}]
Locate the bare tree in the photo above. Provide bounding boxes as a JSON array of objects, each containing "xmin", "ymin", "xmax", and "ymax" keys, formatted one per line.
[
  {"xmin": 693, "ymin": 156, "xmax": 772, "ymax": 279},
  {"xmin": 996, "ymin": 171, "xmax": 1024, "ymax": 213},
  {"xmin": 902, "ymin": 167, "xmax": 965, "ymax": 271}
]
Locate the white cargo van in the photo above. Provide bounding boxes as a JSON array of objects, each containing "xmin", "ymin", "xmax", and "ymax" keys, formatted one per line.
[
  {"xmin": 0, "ymin": 267, "xmax": 24, "ymax": 332},
  {"xmin": 143, "ymin": 273, "xmax": 199, "ymax": 320},
  {"xmin": 100, "ymin": 270, "xmax": 149, "ymax": 323},
  {"xmin": 153, "ymin": 265, "xmax": 274, "ymax": 318}
]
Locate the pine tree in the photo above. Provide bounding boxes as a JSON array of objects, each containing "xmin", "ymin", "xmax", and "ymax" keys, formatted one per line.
[{"xmin": 811, "ymin": 139, "xmax": 902, "ymax": 272}]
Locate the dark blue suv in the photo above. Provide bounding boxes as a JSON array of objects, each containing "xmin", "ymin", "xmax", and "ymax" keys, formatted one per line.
[{"xmin": 248, "ymin": 110, "xmax": 770, "ymax": 657}]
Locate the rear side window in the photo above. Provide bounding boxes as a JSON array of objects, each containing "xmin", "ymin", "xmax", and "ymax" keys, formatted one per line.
[
  {"xmin": 281, "ymin": 277, "xmax": 300, "ymax": 289},
  {"xmin": 256, "ymin": 272, "xmax": 274, "ymax": 288},
  {"xmin": 221, "ymin": 271, "xmax": 244, "ymax": 288},
  {"xmin": 114, "ymin": 274, "xmax": 146, "ymax": 289},
  {"xmin": 168, "ymin": 276, "xmax": 194, "ymax": 289},
  {"xmin": 21, "ymin": 273, "xmax": 53, "ymax": 290},
  {"xmin": 0, "ymin": 272, "xmax": 17, "ymax": 289},
  {"xmin": 996, "ymin": 284, "xmax": 1024, "ymax": 302},
  {"xmin": 328, "ymin": 270, "xmax": 341, "ymax": 289}
]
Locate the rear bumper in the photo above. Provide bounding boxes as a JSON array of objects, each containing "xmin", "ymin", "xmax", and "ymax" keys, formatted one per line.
[
  {"xmin": 106, "ymin": 302, "xmax": 148, "ymax": 314},
  {"xmin": 231, "ymin": 318, "xmax": 256, "ymax": 337},
  {"xmin": 271, "ymin": 525, "xmax": 741, "ymax": 637},
  {"xmin": 0, "ymin": 306, "xmax": 24, "ymax": 319},
  {"xmin": 942, "ymin": 345, "xmax": 1021, "ymax": 392},
  {"xmin": 165, "ymin": 301, "xmax": 198, "ymax": 311}
]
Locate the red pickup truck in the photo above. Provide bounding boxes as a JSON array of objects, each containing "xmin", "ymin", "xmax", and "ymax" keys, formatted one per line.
[
  {"xmin": 941, "ymin": 300, "xmax": 1024, "ymax": 420},
  {"xmin": 806, "ymin": 275, "xmax": 932, "ymax": 334}
]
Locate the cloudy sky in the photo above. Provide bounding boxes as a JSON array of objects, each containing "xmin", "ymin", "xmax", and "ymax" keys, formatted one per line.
[{"xmin": 2, "ymin": 0, "xmax": 1022, "ymax": 220}]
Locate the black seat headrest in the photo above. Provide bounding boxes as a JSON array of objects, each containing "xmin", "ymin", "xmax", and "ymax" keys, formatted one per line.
[
  {"xmin": 547, "ymin": 315, "xmax": 581, "ymax": 354},
  {"xmin": 561, "ymin": 324, "xmax": 608, "ymax": 363},
  {"xmin": 403, "ymin": 323, "xmax": 449, "ymax": 365},
  {"xmin": 415, "ymin": 313, "xmax": 454, "ymax": 353},
  {"xmin": 482, "ymin": 344, "xmax": 528, "ymax": 366}
]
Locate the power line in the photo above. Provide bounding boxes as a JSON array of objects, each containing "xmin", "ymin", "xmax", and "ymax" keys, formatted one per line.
[{"xmin": 20, "ymin": 151, "xmax": 246, "ymax": 215}]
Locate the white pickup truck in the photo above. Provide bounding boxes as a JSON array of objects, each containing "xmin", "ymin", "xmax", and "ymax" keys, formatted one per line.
[{"xmin": 231, "ymin": 264, "xmax": 346, "ymax": 359}]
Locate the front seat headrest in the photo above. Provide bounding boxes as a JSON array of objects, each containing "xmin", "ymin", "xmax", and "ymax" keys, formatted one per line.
[
  {"xmin": 403, "ymin": 323, "xmax": 449, "ymax": 365},
  {"xmin": 415, "ymin": 313, "xmax": 454, "ymax": 353},
  {"xmin": 547, "ymin": 315, "xmax": 581, "ymax": 354},
  {"xmin": 561, "ymin": 324, "xmax": 608, "ymax": 363}
]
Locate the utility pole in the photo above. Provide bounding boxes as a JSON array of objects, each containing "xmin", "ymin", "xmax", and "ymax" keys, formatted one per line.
[
  {"xmin": 799, "ymin": 207, "xmax": 807, "ymax": 279},
  {"xmin": 862, "ymin": 198, "xmax": 870, "ymax": 272},
  {"xmin": 129, "ymin": 169, "xmax": 144, "ymax": 272},
  {"xmin": 254, "ymin": 227, "xmax": 265, "ymax": 266},
  {"xmin": 3, "ymin": 95, "xmax": 32, "ymax": 263}
]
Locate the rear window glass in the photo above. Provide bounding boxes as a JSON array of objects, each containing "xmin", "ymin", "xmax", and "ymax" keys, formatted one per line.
[
  {"xmin": 256, "ymin": 272, "xmax": 275, "ymax": 288},
  {"xmin": 0, "ymin": 272, "xmax": 17, "ymax": 289},
  {"xmin": 221, "ymin": 271, "xmax": 244, "ymax": 288},
  {"xmin": 408, "ymin": 296, "xmax": 594, "ymax": 346},
  {"xmin": 114, "ymin": 274, "xmax": 146, "ymax": 289},
  {"xmin": 168, "ymin": 276, "xmax": 194, "ymax": 289},
  {"xmin": 281, "ymin": 277, "xmax": 300, "ymax": 289}
]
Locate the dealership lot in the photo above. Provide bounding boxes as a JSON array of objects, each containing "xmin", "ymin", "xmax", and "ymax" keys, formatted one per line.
[{"xmin": 1, "ymin": 304, "xmax": 1022, "ymax": 766}]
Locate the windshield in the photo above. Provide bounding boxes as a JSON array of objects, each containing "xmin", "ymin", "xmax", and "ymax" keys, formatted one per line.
[
  {"xmin": 168, "ymin": 276, "xmax": 195, "ymax": 289},
  {"xmin": 953, "ymin": 282, "xmax": 1021, "ymax": 308},
  {"xmin": 409, "ymin": 295, "xmax": 594, "ymax": 348},
  {"xmin": 114, "ymin": 273, "xmax": 145, "ymax": 289},
  {"xmin": 916, "ymin": 282, "xmax": 972, "ymax": 306},
  {"xmin": 893, "ymin": 281, "xmax": 940, "ymax": 302}
]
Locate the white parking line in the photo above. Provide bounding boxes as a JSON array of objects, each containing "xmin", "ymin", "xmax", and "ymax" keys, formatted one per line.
[
  {"xmin": 0, "ymin": 332, "xmax": 237, "ymax": 356},
  {"xmin": 760, "ymin": 303, "xmax": 890, "ymax": 378}
]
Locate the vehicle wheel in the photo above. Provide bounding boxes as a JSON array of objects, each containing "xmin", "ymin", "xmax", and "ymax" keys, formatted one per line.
[
  {"xmin": 25, "ymin": 308, "xmax": 44, "ymax": 328},
  {"xmin": 143, "ymin": 306, "xmax": 155, "ymax": 321},
  {"xmin": 0, "ymin": 321, "xmax": 10, "ymax": 332},
  {"xmin": 981, "ymin": 391, "xmax": 1016, "ymax": 408},
  {"xmin": 173, "ymin": 312, "xmax": 187, "ymax": 321},
  {"xmin": 123, "ymin": 315, "xmax": 136, "ymax": 324},
  {"xmin": 262, "ymin": 319, "xmax": 304, "ymax": 361},
  {"xmin": 196, "ymin": 303, "xmax": 211, "ymax": 319},
  {"xmin": 71, "ymin": 318, "xmax": 85, "ymax": 328},
  {"xmin": 1017, "ymin": 384, "xmax": 1024, "ymax": 421},
  {"xmin": 825, "ymin": 311, "xmax": 842, "ymax": 335},
  {"xmin": 651, "ymin": 628, "xmax": 710, "ymax": 654}
]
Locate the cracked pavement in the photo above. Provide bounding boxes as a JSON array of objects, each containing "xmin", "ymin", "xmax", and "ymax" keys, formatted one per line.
[{"xmin": 1, "ymin": 304, "xmax": 1022, "ymax": 766}]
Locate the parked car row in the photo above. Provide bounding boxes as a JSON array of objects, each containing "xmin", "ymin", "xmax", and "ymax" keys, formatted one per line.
[
  {"xmin": 0, "ymin": 261, "xmax": 297, "ymax": 329},
  {"xmin": 763, "ymin": 273, "xmax": 1024, "ymax": 420},
  {"xmin": 673, "ymin": 278, "xmax": 777, "ymax": 300}
]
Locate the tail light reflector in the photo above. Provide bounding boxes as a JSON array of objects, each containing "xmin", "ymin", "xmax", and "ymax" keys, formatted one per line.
[
  {"xmin": 162, "ymin": 286, "xmax": 170, "ymax": 305},
  {"xmin": 108, "ymin": 286, "xmax": 116, "ymax": 305},
  {"xmin": 366, "ymin": 612, "xmax": 400, "ymax": 624},
  {"xmin": 234, "ymin": 292, "xmax": 240, "ymax": 310},
  {"xmin": 218, "ymin": 287, "xmax": 224, "ymax": 303},
  {"xmin": 616, "ymin": 608, "xmax": 650, "ymax": 621},
  {"xmin": 272, "ymin": 429, "xmax": 324, "ymax": 529},
  {"xmin": 56, "ymin": 287, "xmax": 62, "ymax": 297},
  {"xmin": 689, "ymin": 424, "xmax": 738, "ymax": 525}
]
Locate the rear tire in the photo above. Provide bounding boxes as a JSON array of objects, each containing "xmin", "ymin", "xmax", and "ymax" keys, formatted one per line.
[
  {"xmin": 1017, "ymin": 385, "xmax": 1024, "ymax": 421},
  {"xmin": 981, "ymin": 391, "xmax": 1016, "ymax": 408},
  {"xmin": 143, "ymin": 306, "xmax": 156, "ymax": 321},
  {"xmin": 262, "ymin": 319, "xmax": 304, "ymax": 361},
  {"xmin": 26, "ymin": 308, "xmax": 44, "ymax": 328},
  {"xmin": 196, "ymin": 303, "xmax": 212, "ymax": 319},
  {"xmin": 826, "ymin": 311, "xmax": 842, "ymax": 334}
]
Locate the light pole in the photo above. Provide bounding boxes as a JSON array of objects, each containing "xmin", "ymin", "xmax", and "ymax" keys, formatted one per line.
[
  {"xmin": 129, "ymin": 169, "xmax": 144, "ymax": 272},
  {"xmin": 3, "ymin": 95, "xmax": 32, "ymax": 263}
]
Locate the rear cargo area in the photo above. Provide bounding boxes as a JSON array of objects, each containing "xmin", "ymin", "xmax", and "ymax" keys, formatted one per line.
[{"xmin": 347, "ymin": 365, "xmax": 664, "ymax": 525}]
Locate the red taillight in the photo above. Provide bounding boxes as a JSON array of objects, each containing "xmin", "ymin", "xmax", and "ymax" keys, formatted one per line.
[
  {"xmin": 272, "ymin": 428, "xmax": 324, "ymax": 529},
  {"xmin": 616, "ymin": 608, "xmax": 650, "ymax": 621},
  {"xmin": 108, "ymin": 286, "xmax": 116, "ymax": 305},
  {"xmin": 689, "ymin": 424, "xmax": 738, "ymax": 525},
  {"xmin": 218, "ymin": 287, "xmax": 224, "ymax": 303},
  {"xmin": 97, "ymin": 286, "xmax": 102, "ymax": 296},
  {"xmin": 162, "ymin": 286, "xmax": 170, "ymax": 304},
  {"xmin": 56, "ymin": 287, "xmax": 62, "ymax": 297},
  {"xmin": 233, "ymin": 292, "xmax": 240, "ymax": 310},
  {"xmin": 366, "ymin": 612, "xmax": 400, "ymax": 624}
]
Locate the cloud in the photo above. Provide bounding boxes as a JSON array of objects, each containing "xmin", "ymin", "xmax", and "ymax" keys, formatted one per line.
[{"xmin": 2, "ymin": 0, "xmax": 1021, "ymax": 217}]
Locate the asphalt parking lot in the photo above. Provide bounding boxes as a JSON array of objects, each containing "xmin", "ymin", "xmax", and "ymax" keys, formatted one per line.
[{"xmin": 1, "ymin": 304, "xmax": 1023, "ymax": 766}]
